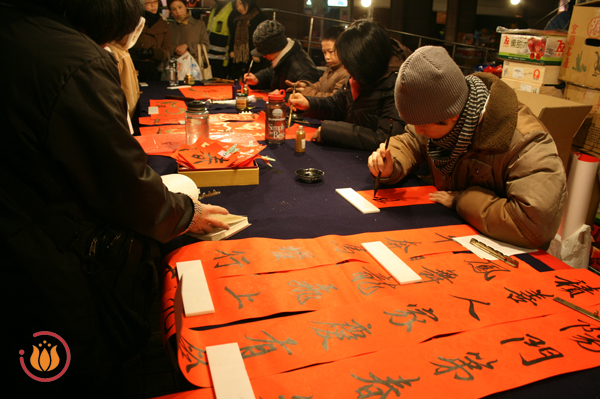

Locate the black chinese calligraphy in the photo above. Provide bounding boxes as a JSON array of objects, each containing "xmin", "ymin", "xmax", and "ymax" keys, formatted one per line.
[
  {"xmin": 555, "ymin": 276, "xmax": 600, "ymax": 298},
  {"xmin": 433, "ymin": 233, "xmax": 458, "ymax": 243},
  {"xmin": 289, "ymin": 280, "xmax": 337, "ymax": 305},
  {"xmin": 420, "ymin": 267, "xmax": 459, "ymax": 284},
  {"xmin": 371, "ymin": 197, "xmax": 402, "ymax": 204},
  {"xmin": 213, "ymin": 250, "xmax": 250, "ymax": 268},
  {"xmin": 431, "ymin": 352, "xmax": 497, "ymax": 381},
  {"xmin": 191, "ymin": 151, "xmax": 228, "ymax": 166},
  {"xmin": 332, "ymin": 241, "xmax": 367, "ymax": 254},
  {"xmin": 272, "ymin": 246, "xmax": 315, "ymax": 261},
  {"xmin": 385, "ymin": 238, "xmax": 421, "ymax": 253},
  {"xmin": 500, "ymin": 334, "xmax": 564, "ymax": 366},
  {"xmin": 351, "ymin": 371, "xmax": 420, "ymax": 399},
  {"xmin": 178, "ymin": 335, "xmax": 207, "ymax": 372},
  {"xmin": 560, "ymin": 319, "xmax": 600, "ymax": 352},
  {"xmin": 162, "ymin": 298, "xmax": 175, "ymax": 336},
  {"xmin": 312, "ymin": 319, "xmax": 372, "ymax": 351},
  {"xmin": 385, "ymin": 304, "xmax": 439, "ymax": 333},
  {"xmin": 450, "ymin": 295, "xmax": 490, "ymax": 321},
  {"xmin": 467, "ymin": 259, "xmax": 510, "ymax": 281},
  {"xmin": 504, "ymin": 287, "xmax": 554, "ymax": 306},
  {"xmin": 241, "ymin": 331, "xmax": 297, "ymax": 358},
  {"xmin": 352, "ymin": 266, "xmax": 399, "ymax": 295},
  {"xmin": 225, "ymin": 286, "xmax": 261, "ymax": 309}
]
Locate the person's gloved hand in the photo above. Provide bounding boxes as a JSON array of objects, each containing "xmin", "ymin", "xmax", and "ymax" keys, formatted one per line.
[{"xmin": 133, "ymin": 47, "xmax": 154, "ymax": 60}]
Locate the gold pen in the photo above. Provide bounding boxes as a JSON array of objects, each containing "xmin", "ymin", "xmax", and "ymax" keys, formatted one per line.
[{"xmin": 470, "ymin": 238, "xmax": 519, "ymax": 268}]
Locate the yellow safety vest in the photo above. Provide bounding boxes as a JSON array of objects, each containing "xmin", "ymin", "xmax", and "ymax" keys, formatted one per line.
[{"xmin": 207, "ymin": 2, "xmax": 233, "ymax": 66}]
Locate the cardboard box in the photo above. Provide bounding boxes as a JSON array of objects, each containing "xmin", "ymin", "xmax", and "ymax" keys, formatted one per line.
[
  {"xmin": 178, "ymin": 163, "xmax": 259, "ymax": 188},
  {"xmin": 559, "ymin": 0, "xmax": 600, "ymax": 89},
  {"xmin": 502, "ymin": 60, "xmax": 562, "ymax": 85},
  {"xmin": 502, "ymin": 77, "xmax": 564, "ymax": 98},
  {"xmin": 498, "ymin": 31, "xmax": 567, "ymax": 65},
  {"xmin": 516, "ymin": 90, "xmax": 592, "ymax": 169},
  {"xmin": 563, "ymin": 83, "xmax": 600, "ymax": 158}
]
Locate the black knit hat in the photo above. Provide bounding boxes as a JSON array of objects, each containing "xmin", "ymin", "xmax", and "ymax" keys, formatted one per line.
[{"xmin": 251, "ymin": 20, "xmax": 288, "ymax": 57}]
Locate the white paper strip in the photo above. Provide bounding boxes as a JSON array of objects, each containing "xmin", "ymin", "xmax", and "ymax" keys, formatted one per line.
[
  {"xmin": 177, "ymin": 260, "xmax": 214, "ymax": 317},
  {"xmin": 361, "ymin": 241, "xmax": 422, "ymax": 284},
  {"xmin": 559, "ymin": 152, "xmax": 599, "ymax": 240},
  {"xmin": 336, "ymin": 188, "xmax": 380, "ymax": 214},
  {"xmin": 206, "ymin": 342, "xmax": 255, "ymax": 399}
]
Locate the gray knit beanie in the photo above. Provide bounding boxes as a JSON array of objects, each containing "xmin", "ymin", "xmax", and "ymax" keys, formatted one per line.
[
  {"xmin": 252, "ymin": 20, "xmax": 288, "ymax": 57},
  {"xmin": 395, "ymin": 46, "xmax": 469, "ymax": 125}
]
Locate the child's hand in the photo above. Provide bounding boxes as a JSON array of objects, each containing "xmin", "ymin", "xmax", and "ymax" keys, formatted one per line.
[{"xmin": 285, "ymin": 80, "xmax": 307, "ymax": 93}]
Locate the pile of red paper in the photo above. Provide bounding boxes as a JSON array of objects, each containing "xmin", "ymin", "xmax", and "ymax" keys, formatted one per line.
[{"xmin": 172, "ymin": 135, "xmax": 265, "ymax": 169}]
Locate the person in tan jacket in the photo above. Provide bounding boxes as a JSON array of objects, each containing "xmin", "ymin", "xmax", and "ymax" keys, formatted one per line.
[
  {"xmin": 286, "ymin": 25, "xmax": 349, "ymax": 98},
  {"xmin": 368, "ymin": 46, "xmax": 567, "ymax": 249}
]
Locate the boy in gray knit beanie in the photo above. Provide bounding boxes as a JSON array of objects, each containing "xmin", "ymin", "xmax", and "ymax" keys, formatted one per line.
[{"xmin": 367, "ymin": 45, "xmax": 567, "ymax": 250}]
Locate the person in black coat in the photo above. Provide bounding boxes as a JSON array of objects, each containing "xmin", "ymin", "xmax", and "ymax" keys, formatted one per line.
[
  {"xmin": 227, "ymin": 0, "xmax": 270, "ymax": 80},
  {"xmin": 1, "ymin": 0, "xmax": 228, "ymax": 396},
  {"xmin": 244, "ymin": 19, "xmax": 321, "ymax": 92},
  {"xmin": 289, "ymin": 20, "xmax": 412, "ymax": 151}
]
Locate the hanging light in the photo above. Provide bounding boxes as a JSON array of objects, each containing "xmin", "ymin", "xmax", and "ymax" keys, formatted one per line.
[
  {"xmin": 510, "ymin": 0, "xmax": 521, "ymax": 4},
  {"xmin": 361, "ymin": 0, "xmax": 372, "ymax": 7}
]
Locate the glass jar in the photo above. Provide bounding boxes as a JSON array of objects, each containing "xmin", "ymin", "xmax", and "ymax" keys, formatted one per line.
[
  {"xmin": 236, "ymin": 93, "xmax": 249, "ymax": 112},
  {"xmin": 265, "ymin": 90, "xmax": 286, "ymax": 144},
  {"xmin": 168, "ymin": 58, "xmax": 178, "ymax": 86},
  {"xmin": 185, "ymin": 100, "xmax": 210, "ymax": 145},
  {"xmin": 295, "ymin": 125, "xmax": 306, "ymax": 153}
]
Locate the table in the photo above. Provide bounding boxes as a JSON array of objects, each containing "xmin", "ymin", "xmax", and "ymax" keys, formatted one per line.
[{"xmin": 139, "ymin": 82, "xmax": 600, "ymax": 399}]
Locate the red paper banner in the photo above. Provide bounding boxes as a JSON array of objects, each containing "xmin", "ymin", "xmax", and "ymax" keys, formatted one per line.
[
  {"xmin": 358, "ymin": 186, "xmax": 438, "ymax": 208},
  {"xmin": 163, "ymin": 306, "xmax": 600, "ymax": 399},
  {"xmin": 172, "ymin": 268, "xmax": 600, "ymax": 387}
]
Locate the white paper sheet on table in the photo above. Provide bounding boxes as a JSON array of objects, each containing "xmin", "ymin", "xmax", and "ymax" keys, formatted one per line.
[{"xmin": 453, "ymin": 234, "xmax": 535, "ymax": 261}]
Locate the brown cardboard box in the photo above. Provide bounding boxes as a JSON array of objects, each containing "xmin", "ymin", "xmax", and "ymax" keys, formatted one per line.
[
  {"xmin": 559, "ymin": 0, "xmax": 600, "ymax": 89},
  {"xmin": 502, "ymin": 60, "xmax": 562, "ymax": 85},
  {"xmin": 563, "ymin": 83, "xmax": 600, "ymax": 159},
  {"xmin": 498, "ymin": 31, "xmax": 567, "ymax": 65},
  {"xmin": 516, "ymin": 91, "xmax": 592, "ymax": 169},
  {"xmin": 178, "ymin": 163, "xmax": 259, "ymax": 187},
  {"xmin": 502, "ymin": 77, "xmax": 564, "ymax": 98}
]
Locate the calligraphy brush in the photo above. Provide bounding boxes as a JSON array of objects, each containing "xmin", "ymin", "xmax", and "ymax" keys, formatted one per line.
[
  {"xmin": 244, "ymin": 59, "xmax": 254, "ymax": 84},
  {"xmin": 374, "ymin": 119, "xmax": 394, "ymax": 198},
  {"xmin": 287, "ymin": 83, "xmax": 296, "ymax": 129}
]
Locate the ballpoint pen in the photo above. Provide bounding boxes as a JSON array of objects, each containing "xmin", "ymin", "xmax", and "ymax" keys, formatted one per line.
[{"xmin": 374, "ymin": 119, "xmax": 394, "ymax": 198}]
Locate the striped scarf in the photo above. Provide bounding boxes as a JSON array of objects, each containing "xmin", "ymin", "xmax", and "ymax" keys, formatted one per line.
[{"xmin": 427, "ymin": 75, "xmax": 489, "ymax": 176}]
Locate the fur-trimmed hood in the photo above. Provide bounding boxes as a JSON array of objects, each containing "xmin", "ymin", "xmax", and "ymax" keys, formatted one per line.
[{"xmin": 470, "ymin": 72, "xmax": 518, "ymax": 154}]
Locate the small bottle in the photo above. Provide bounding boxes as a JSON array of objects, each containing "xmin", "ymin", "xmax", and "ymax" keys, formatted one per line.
[
  {"xmin": 236, "ymin": 93, "xmax": 249, "ymax": 112},
  {"xmin": 265, "ymin": 90, "xmax": 286, "ymax": 144},
  {"xmin": 168, "ymin": 58, "xmax": 178, "ymax": 86},
  {"xmin": 185, "ymin": 100, "xmax": 210, "ymax": 145},
  {"xmin": 232, "ymin": 79, "xmax": 241, "ymax": 99},
  {"xmin": 295, "ymin": 125, "xmax": 306, "ymax": 153},
  {"xmin": 242, "ymin": 81, "xmax": 249, "ymax": 96}
]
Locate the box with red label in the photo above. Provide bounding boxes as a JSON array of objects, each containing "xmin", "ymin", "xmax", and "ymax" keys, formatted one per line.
[
  {"xmin": 501, "ymin": 60, "xmax": 562, "ymax": 85},
  {"xmin": 498, "ymin": 30, "xmax": 567, "ymax": 65},
  {"xmin": 559, "ymin": 0, "xmax": 600, "ymax": 90}
]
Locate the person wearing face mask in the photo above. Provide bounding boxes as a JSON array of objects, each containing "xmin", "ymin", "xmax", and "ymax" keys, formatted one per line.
[
  {"xmin": 130, "ymin": 0, "xmax": 172, "ymax": 81},
  {"xmin": 168, "ymin": 0, "xmax": 210, "ymax": 61},
  {"xmin": 285, "ymin": 25, "xmax": 349, "ymax": 98},
  {"xmin": 228, "ymin": 0, "xmax": 269, "ymax": 81},
  {"xmin": 244, "ymin": 19, "xmax": 321, "ymax": 93}
]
